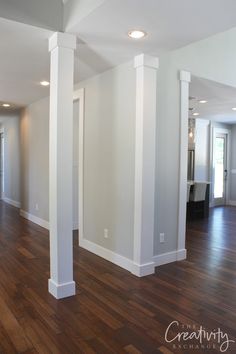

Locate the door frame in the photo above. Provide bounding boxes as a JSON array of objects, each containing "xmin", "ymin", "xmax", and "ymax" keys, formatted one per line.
[
  {"xmin": 211, "ymin": 126, "xmax": 231, "ymax": 207},
  {"xmin": 73, "ymin": 88, "xmax": 85, "ymax": 244},
  {"xmin": 0, "ymin": 128, "xmax": 4, "ymax": 200}
]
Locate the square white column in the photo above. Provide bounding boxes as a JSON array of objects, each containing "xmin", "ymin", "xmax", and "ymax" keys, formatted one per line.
[
  {"xmin": 178, "ymin": 71, "xmax": 191, "ymax": 255},
  {"xmin": 133, "ymin": 54, "xmax": 159, "ymax": 277},
  {"xmin": 48, "ymin": 32, "xmax": 77, "ymax": 299}
]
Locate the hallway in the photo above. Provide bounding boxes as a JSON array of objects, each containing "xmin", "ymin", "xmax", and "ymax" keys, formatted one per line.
[{"xmin": 0, "ymin": 202, "xmax": 235, "ymax": 353}]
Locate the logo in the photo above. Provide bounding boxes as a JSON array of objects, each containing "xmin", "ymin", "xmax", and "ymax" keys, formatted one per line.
[{"xmin": 165, "ymin": 321, "xmax": 235, "ymax": 352}]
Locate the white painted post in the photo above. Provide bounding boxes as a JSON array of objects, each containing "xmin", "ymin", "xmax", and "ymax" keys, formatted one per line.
[
  {"xmin": 133, "ymin": 54, "xmax": 159, "ymax": 277},
  {"xmin": 48, "ymin": 32, "xmax": 77, "ymax": 299},
  {"xmin": 177, "ymin": 71, "xmax": 191, "ymax": 257}
]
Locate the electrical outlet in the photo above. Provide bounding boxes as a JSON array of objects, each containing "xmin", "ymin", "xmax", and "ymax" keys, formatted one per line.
[
  {"xmin": 160, "ymin": 233, "xmax": 165, "ymax": 243},
  {"xmin": 35, "ymin": 203, "xmax": 39, "ymax": 211},
  {"xmin": 104, "ymin": 229, "xmax": 109, "ymax": 239}
]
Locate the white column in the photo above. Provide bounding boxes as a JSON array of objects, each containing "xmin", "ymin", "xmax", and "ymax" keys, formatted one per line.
[
  {"xmin": 48, "ymin": 32, "xmax": 76, "ymax": 299},
  {"xmin": 133, "ymin": 54, "xmax": 159, "ymax": 277},
  {"xmin": 177, "ymin": 70, "xmax": 191, "ymax": 255}
]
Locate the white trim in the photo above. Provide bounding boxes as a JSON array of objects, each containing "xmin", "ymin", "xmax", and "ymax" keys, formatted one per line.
[
  {"xmin": 132, "ymin": 54, "xmax": 158, "ymax": 274},
  {"xmin": 0, "ymin": 128, "xmax": 5, "ymax": 199},
  {"xmin": 178, "ymin": 70, "xmax": 191, "ymax": 253},
  {"xmin": 73, "ymin": 222, "xmax": 79, "ymax": 231},
  {"xmin": 48, "ymin": 279, "xmax": 76, "ymax": 299},
  {"xmin": 132, "ymin": 262, "xmax": 155, "ymax": 277},
  {"xmin": 211, "ymin": 127, "xmax": 231, "ymax": 206},
  {"xmin": 49, "ymin": 32, "xmax": 77, "ymax": 52},
  {"xmin": 73, "ymin": 88, "xmax": 85, "ymax": 245},
  {"xmin": 153, "ymin": 249, "xmax": 187, "ymax": 267},
  {"xmin": 134, "ymin": 54, "xmax": 159, "ymax": 69},
  {"xmin": 20, "ymin": 209, "xmax": 50, "ymax": 230},
  {"xmin": 19, "ymin": 210, "xmax": 77, "ymax": 231},
  {"xmin": 228, "ymin": 200, "xmax": 236, "ymax": 206},
  {"xmin": 3, "ymin": 197, "xmax": 21, "ymax": 208},
  {"xmin": 80, "ymin": 237, "xmax": 186, "ymax": 277},
  {"xmin": 79, "ymin": 238, "xmax": 134, "ymax": 273}
]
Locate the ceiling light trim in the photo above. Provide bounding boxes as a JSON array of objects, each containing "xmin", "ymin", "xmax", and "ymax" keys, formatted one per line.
[{"xmin": 128, "ymin": 29, "xmax": 147, "ymax": 40}]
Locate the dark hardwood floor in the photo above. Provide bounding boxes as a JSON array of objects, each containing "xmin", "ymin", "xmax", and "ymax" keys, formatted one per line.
[{"xmin": 0, "ymin": 201, "xmax": 235, "ymax": 353}]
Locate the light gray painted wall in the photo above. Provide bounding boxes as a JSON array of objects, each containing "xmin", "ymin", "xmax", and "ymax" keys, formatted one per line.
[
  {"xmin": 155, "ymin": 27, "xmax": 236, "ymax": 256},
  {"xmin": 74, "ymin": 61, "xmax": 135, "ymax": 259},
  {"xmin": 20, "ymin": 97, "xmax": 81, "ymax": 227},
  {"xmin": 0, "ymin": 0, "xmax": 63, "ymax": 30},
  {"xmin": 194, "ymin": 119, "xmax": 210, "ymax": 181},
  {"xmin": 0, "ymin": 113, "xmax": 21, "ymax": 204},
  {"xmin": 20, "ymin": 97, "xmax": 50, "ymax": 221},
  {"xmin": 230, "ymin": 124, "xmax": 236, "ymax": 201},
  {"xmin": 20, "ymin": 61, "xmax": 135, "ymax": 260}
]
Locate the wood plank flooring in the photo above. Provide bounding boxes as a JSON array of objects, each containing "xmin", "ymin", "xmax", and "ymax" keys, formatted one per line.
[{"xmin": 0, "ymin": 201, "xmax": 235, "ymax": 353}]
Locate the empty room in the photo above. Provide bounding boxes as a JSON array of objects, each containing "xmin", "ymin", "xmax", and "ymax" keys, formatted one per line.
[{"xmin": 0, "ymin": 1, "xmax": 235, "ymax": 353}]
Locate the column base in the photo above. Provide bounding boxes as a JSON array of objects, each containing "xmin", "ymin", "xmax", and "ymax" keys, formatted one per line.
[
  {"xmin": 131, "ymin": 261, "xmax": 155, "ymax": 277},
  {"xmin": 48, "ymin": 279, "xmax": 76, "ymax": 299}
]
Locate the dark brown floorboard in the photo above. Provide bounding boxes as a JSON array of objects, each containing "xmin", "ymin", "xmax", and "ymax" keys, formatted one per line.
[{"xmin": 0, "ymin": 201, "xmax": 235, "ymax": 353}]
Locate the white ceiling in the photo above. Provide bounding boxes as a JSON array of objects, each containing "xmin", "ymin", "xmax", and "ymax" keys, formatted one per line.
[
  {"xmin": 2, "ymin": 0, "xmax": 236, "ymax": 107},
  {"xmin": 0, "ymin": 17, "xmax": 52, "ymax": 107},
  {"xmin": 190, "ymin": 77, "xmax": 236, "ymax": 124},
  {"xmin": 72, "ymin": 0, "xmax": 236, "ymax": 80}
]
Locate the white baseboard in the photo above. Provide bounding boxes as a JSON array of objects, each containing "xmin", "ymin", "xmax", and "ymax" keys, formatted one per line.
[
  {"xmin": 153, "ymin": 249, "xmax": 187, "ymax": 267},
  {"xmin": 132, "ymin": 261, "xmax": 155, "ymax": 277},
  {"xmin": 73, "ymin": 221, "xmax": 79, "ymax": 231},
  {"xmin": 79, "ymin": 237, "xmax": 135, "ymax": 273},
  {"xmin": 79, "ymin": 238, "xmax": 186, "ymax": 277},
  {"xmin": 3, "ymin": 197, "xmax": 21, "ymax": 208},
  {"xmin": 20, "ymin": 209, "xmax": 50, "ymax": 230},
  {"xmin": 20, "ymin": 209, "xmax": 78, "ymax": 232},
  {"xmin": 48, "ymin": 279, "xmax": 76, "ymax": 299},
  {"xmin": 228, "ymin": 200, "xmax": 236, "ymax": 206}
]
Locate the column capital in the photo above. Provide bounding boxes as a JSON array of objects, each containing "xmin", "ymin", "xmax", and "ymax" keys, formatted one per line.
[
  {"xmin": 49, "ymin": 32, "xmax": 77, "ymax": 52},
  {"xmin": 134, "ymin": 54, "xmax": 159, "ymax": 70},
  {"xmin": 180, "ymin": 70, "xmax": 191, "ymax": 83}
]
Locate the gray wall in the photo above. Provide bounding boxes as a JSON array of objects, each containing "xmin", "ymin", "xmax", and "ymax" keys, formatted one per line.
[
  {"xmin": 75, "ymin": 61, "xmax": 135, "ymax": 259},
  {"xmin": 20, "ymin": 97, "xmax": 50, "ymax": 221},
  {"xmin": 0, "ymin": 113, "xmax": 21, "ymax": 204},
  {"xmin": 20, "ymin": 61, "xmax": 135, "ymax": 260}
]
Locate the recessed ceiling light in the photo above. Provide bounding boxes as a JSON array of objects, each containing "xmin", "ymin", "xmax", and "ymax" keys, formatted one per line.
[
  {"xmin": 193, "ymin": 112, "xmax": 200, "ymax": 116},
  {"xmin": 128, "ymin": 30, "xmax": 147, "ymax": 39},
  {"xmin": 199, "ymin": 100, "xmax": 208, "ymax": 104},
  {"xmin": 40, "ymin": 81, "xmax": 50, "ymax": 86},
  {"xmin": 232, "ymin": 107, "xmax": 236, "ymax": 111},
  {"xmin": 2, "ymin": 103, "xmax": 10, "ymax": 107}
]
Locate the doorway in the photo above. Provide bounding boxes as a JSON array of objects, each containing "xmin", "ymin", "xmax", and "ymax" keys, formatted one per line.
[
  {"xmin": 0, "ymin": 132, "xmax": 4, "ymax": 200},
  {"xmin": 179, "ymin": 73, "xmax": 236, "ymax": 251},
  {"xmin": 213, "ymin": 131, "xmax": 229, "ymax": 206}
]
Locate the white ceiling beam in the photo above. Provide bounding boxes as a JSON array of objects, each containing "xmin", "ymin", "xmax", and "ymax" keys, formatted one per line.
[{"xmin": 63, "ymin": 0, "xmax": 107, "ymax": 31}]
